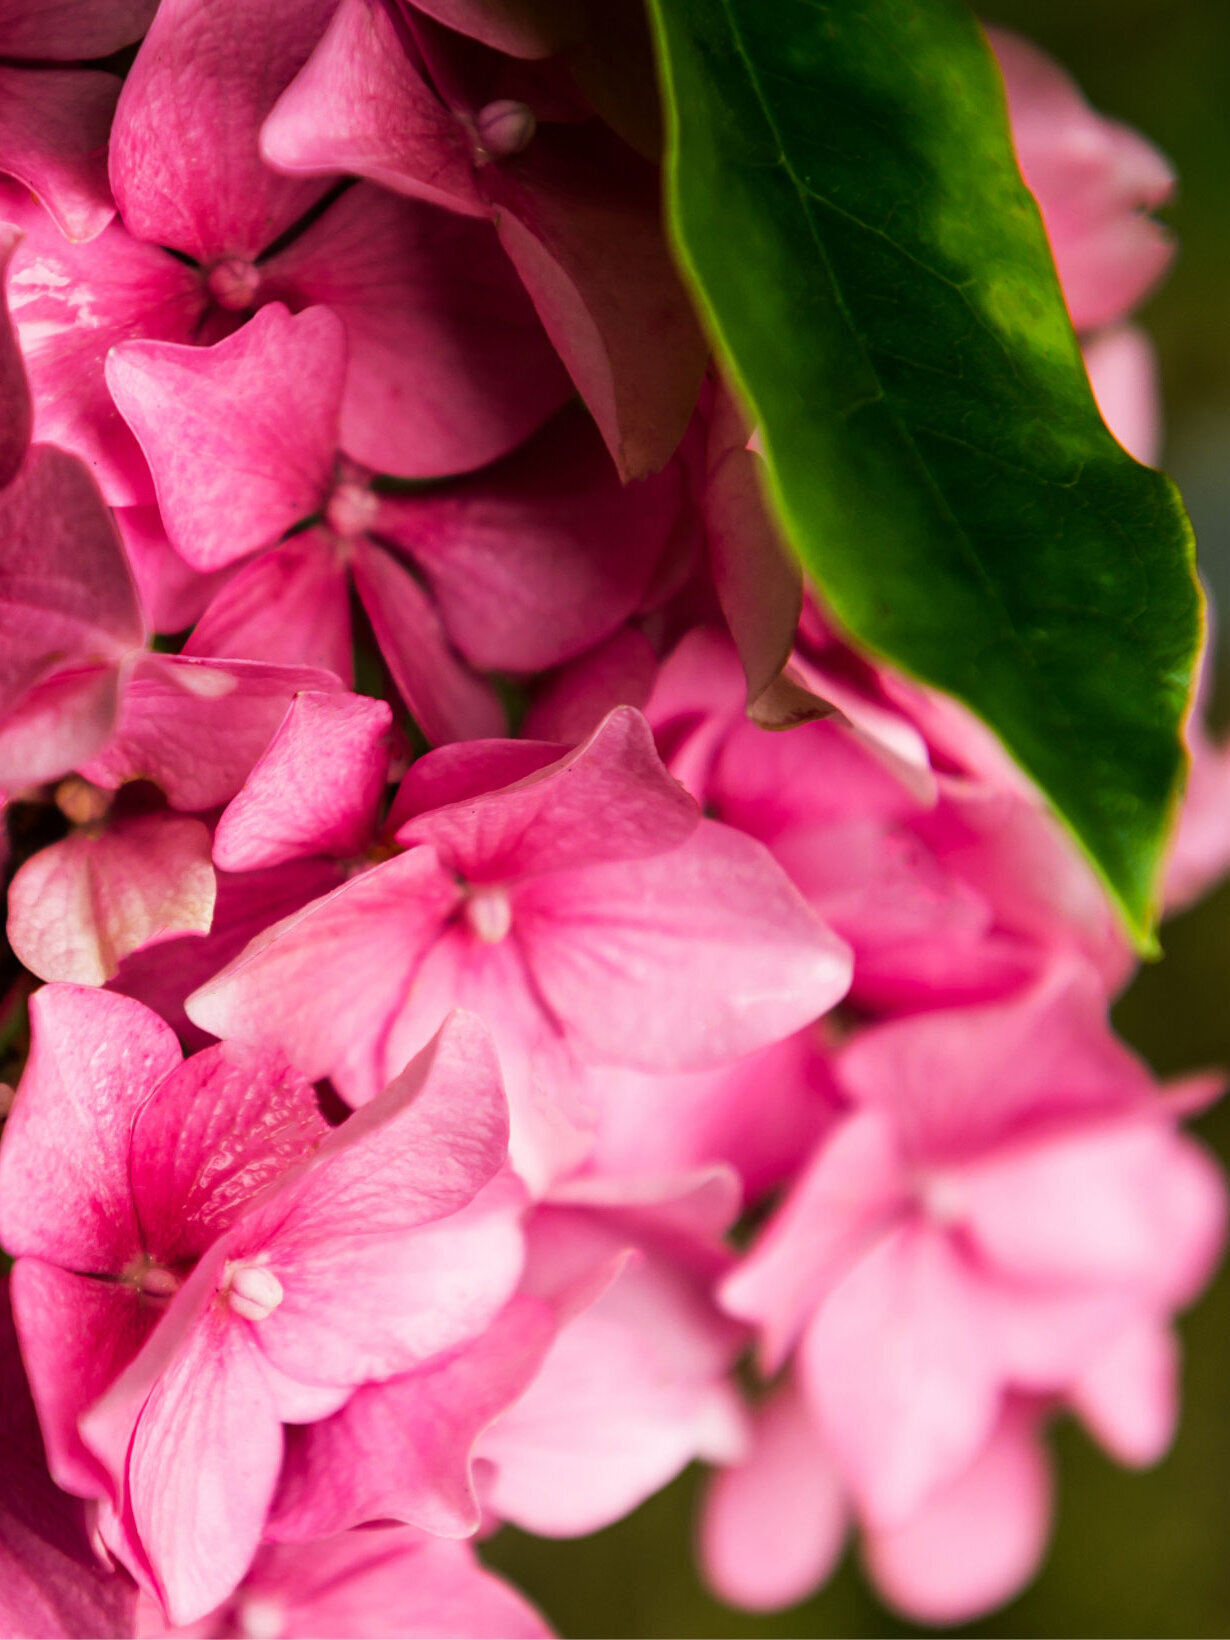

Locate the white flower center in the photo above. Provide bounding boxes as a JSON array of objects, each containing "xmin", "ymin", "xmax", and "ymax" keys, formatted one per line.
[
  {"xmin": 465, "ymin": 883, "xmax": 512, "ymax": 944},
  {"xmin": 224, "ymin": 1261, "xmax": 284, "ymax": 1322}
]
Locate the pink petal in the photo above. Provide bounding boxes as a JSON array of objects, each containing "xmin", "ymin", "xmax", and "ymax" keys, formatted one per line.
[
  {"xmin": 483, "ymin": 121, "xmax": 707, "ymax": 480},
  {"xmin": 720, "ymin": 1110, "xmax": 906, "ymax": 1372},
  {"xmin": 406, "ymin": 0, "xmax": 576, "ymax": 57},
  {"xmin": 107, "ymin": 304, "xmax": 345, "ymax": 572},
  {"xmin": 184, "ymin": 529, "xmax": 353, "ymax": 680},
  {"xmin": 115, "ymin": 508, "xmax": 232, "ymax": 636},
  {"xmin": 3, "ymin": 188, "xmax": 205, "ymax": 506},
  {"xmin": 215, "ymin": 691, "xmax": 391, "ymax": 870},
  {"xmin": 0, "ymin": 1277, "xmax": 136, "ymax": 1640},
  {"xmin": 261, "ymin": 180, "xmax": 572, "ymax": 477},
  {"xmin": 8, "ymin": 814, "xmax": 215, "ymax": 986},
  {"xmin": 518, "ymin": 818, "xmax": 852, "ymax": 1070},
  {"xmin": 109, "ymin": 0, "xmax": 336, "ymax": 264},
  {"xmin": 270, "ymin": 1297, "xmax": 554, "ymax": 1540},
  {"xmin": 0, "ymin": 985, "xmax": 180, "ymax": 1271},
  {"xmin": 9, "ymin": 1259, "xmax": 157, "ymax": 1501},
  {"xmin": 864, "ymin": 1402, "xmax": 1052, "ymax": 1625},
  {"xmin": 79, "ymin": 653, "xmax": 344, "ymax": 812},
  {"xmin": 799, "ymin": 1223, "xmax": 1001, "ymax": 1527},
  {"xmin": 0, "ymin": 68, "xmax": 119, "ymax": 244},
  {"xmin": 0, "ymin": 665, "xmax": 124, "ymax": 794},
  {"xmin": 0, "ymin": 221, "xmax": 30, "ymax": 488},
  {"xmin": 388, "ymin": 739, "xmax": 562, "ymax": 832},
  {"xmin": 0, "ymin": 442, "xmax": 143, "ymax": 725},
  {"xmin": 129, "ymin": 1041, "xmax": 326, "ymax": 1267},
  {"xmin": 0, "ymin": 0, "xmax": 156, "ymax": 58},
  {"xmin": 1084, "ymin": 323, "xmax": 1161, "ymax": 466},
  {"xmin": 185, "ymin": 846, "xmax": 461, "ymax": 1103},
  {"xmin": 398, "ymin": 706, "xmax": 697, "ymax": 879},
  {"xmin": 378, "ymin": 405, "xmax": 692, "ymax": 673},
  {"xmin": 352, "ymin": 538, "xmax": 506, "ymax": 746},
  {"xmin": 522, "ymin": 625, "xmax": 658, "ymax": 744},
  {"xmin": 1069, "ymin": 1317, "xmax": 1179, "ymax": 1467},
  {"xmin": 700, "ymin": 1380, "xmax": 847, "ymax": 1612},
  {"xmin": 260, "ymin": 0, "xmax": 485, "ymax": 215}
]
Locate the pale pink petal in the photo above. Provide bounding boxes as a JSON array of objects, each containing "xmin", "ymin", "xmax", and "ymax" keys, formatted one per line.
[
  {"xmin": 700, "ymin": 1380, "xmax": 847, "ymax": 1612},
  {"xmin": 0, "ymin": 0, "xmax": 156, "ymax": 58},
  {"xmin": 3, "ymin": 188, "xmax": 205, "ymax": 505},
  {"xmin": 260, "ymin": 0, "xmax": 484, "ymax": 215},
  {"xmin": 799, "ymin": 1223, "xmax": 1001, "ymax": 1527},
  {"xmin": 214, "ymin": 691, "xmax": 391, "ymax": 870},
  {"xmin": 129, "ymin": 1041, "xmax": 326, "ymax": 1267},
  {"xmin": 115, "ymin": 508, "xmax": 232, "ymax": 636},
  {"xmin": 0, "ymin": 68, "xmax": 118, "ymax": 244},
  {"xmin": 379, "ymin": 406, "xmax": 691, "ymax": 672},
  {"xmin": 7, "ymin": 814, "xmax": 214, "ymax": 986},
  {"xmin": 0, "ymin": 221, "xmax": 30, "ymax": 487},
  {"xmin": 270, "ymin": 1297, "xmax": 553, "ymax": 1540},
  {"xmin": 79, "ymin": 653, "xmax": 345, "ymax": 812},
  {"xmin": 0, "ymin": 1278, "xmax": 137, "ymax": 1640},
  {"xmin": 9, "ymin": 1259, "xmax": 156, "ymax": 1501},
  {"xmin": 518, "ymin": 819, "xmax": 852, "ymax": 1070},
  {"xmin": 352, "ymin": 537, "xmax": 506, "ymax": 745},
  {"xmin": 720, "ymin": 1110, "xmax": 905, "ymax": 1371},
  {"xmin": 184, "ymin": 529, "xmax": 353, "ymax": 680},
  {"xmin": 1084, "ymin": 324, "xmax": 1161, "ymax": 466},
  {"xmin": 397, "ymin": 706, "xmax": 697, "ymax": 879},
  {"xmin": 107, "ymin": 305, "xmax": 345, "ymax": 572},
  {"xmin": 261, "ymin": 180, "xmax": 571, "ymax": 478},
  {"xmin": 185, "ymin": 846, "xmax": 460, "ymax": 1104},
  {"xmin": 865, "ymin": 1403, "xmax": 1052, "ymax": 1625},
  {"xmin": 0, "ymin": 985, "xmax": 180, "ymax": 1271},
  {"xmin": 1069, "ymin": 1317, "xmax": 1179, "ymax": 1467},
  {"xmin": 0, "ymin": 666, "xmax": 124, "ymax": 794},
  {"xmin": 522, "ymin": 626, "xmax": 658, "ymax": 744},
  {"xmin": 109, "ymin": 0, "xmax": 336, "ymax": 263}
]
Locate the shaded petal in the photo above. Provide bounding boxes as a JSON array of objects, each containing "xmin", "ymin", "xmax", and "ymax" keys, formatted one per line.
[
  {"xmin": 109, "ymin": 0, "xmax": 336, "ymax": 263},
  {"xmin": 269, "ymin": 1296, "xmax": 553, "ymax": 1540},
  {"xmin": 0, "ymin": 68, "xmax": 118, "ymax": 245},
  {"xmin": 7, "ymin": 814, "xmax": 215, "ymax": 986},
  {"xmin": 107, "ymin": 304, "xmax": 344, "ymax": 572},
  {"xmin": 406, "ymin": 0, "xmax": 577, "ymax": 57},
  {"xmin": 115, "ymin": 507, "xmax": 232, "ymax": 636},
  {"xmin": 700, "ymin": 1379, "xmax": 847, "ymax": 1612},
  {"xmin": 388, "ymin": 739, "xmax": 562, "ymax": 833},
  {"xmin": 79, "ymin": 653, "xmax": 344, "ymax": 812},
  {"xmin": 0, "ymin": 0, "xmax": 156, "ymax": 58},
  {"xmin": 214, "ymin": 691, "xmax": 391, "ymax": 870},
  {"xmin": 519, "ymin": 818, "xmax": 852, "ymax": 1069},
  {"xmin": 398, "ymin": 706, "xmax": 696, "ymax": 879},
  {"xmin": 522, "ymin": 624, "xmax": 658, "ymax": 744},
  {"xmin": 0, "ymin": 985, "xmax": 180, "ymax": 1271},
  {"xmin": 0, "ymin": 221, "xmax": 30, "ymax": 487},
  {"xmin": 185, "ymin": 846, "xmax": 460, "ymax": 1104},
  {"xmin": 262, "ymin": 180, "xmax": 571, "ymax": 477}
]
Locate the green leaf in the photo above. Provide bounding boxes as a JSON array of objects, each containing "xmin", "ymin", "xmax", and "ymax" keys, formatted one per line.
[{"xmin": 646, "ymin": 0, "xmax": 1202, "ymax": 949}]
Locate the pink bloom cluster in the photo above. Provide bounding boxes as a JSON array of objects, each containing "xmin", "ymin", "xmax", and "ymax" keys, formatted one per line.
[{"xmin": 0, "ymin": 6, "xmax": 1224, "ymax": 1636}]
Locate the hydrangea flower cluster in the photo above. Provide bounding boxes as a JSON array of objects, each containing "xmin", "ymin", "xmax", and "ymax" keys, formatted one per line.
[{"xmin": 0, "ymin": 5, "xmax": 1226, "ymax": 1636}]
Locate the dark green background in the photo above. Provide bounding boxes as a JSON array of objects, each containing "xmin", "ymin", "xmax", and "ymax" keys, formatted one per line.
[{"xmin": 484, "ymin": 3, "xmax": 1230, "ymax": 1630}]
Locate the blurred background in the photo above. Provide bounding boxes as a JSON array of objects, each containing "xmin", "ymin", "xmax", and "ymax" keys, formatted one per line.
[{"xmin": 483, "ymin": 3, "xmax": 1230, "ymax": 1631}]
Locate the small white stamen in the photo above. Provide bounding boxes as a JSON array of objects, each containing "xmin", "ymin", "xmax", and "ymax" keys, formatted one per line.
[
  {"xmin": 326, "ymin": 479, "xmax": 379, "ymax": 540},
  {"xmin": 465, "ymin": 883, "xmax": 512, "ymax": 944},
  {"xmin": 917, "ymin": 1171, "xmax": 965, "ymax": 1226},
  {"xmin": 207, "ymin": 257, "xmax": 262, "ymax": 311},
  {"xmin": 140, "ymin": 1265, "xmax": 180, "ymax": 1299},
  {"xmin": 237, "ymin": 1595, "xmax": 285, "ymax": 1639},
  {"xmin": 225, "ymin": 1261, "xmax": 284, "ymax": 1322},
  {"xmin": 474, "ymin": 99, "xmax": 536, "ymax": 161}
]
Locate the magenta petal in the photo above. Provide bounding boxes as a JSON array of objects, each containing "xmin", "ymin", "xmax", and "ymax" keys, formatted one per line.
[
  {"xmin": 184, "ymin": 529, "xmax": 353, "ymax": 680},
  {"xmin": 0, "ymin": 221, "xmax": 30, "ymax": 487},
  {"xmin": 0, "ymin": 443, "xmax": 143, "ymax": 724},
  {"xmin": 270, "ymin": 1296, "xmax": 553, "ymax": 1540},
  {"xmin": 79, "ymin": 653, "xmax": 344, "ymax": 812},
  {"xmin": 352, "ymin": 536, "xmax": 506, "ymax": 745},
  {"xmin": 0, "ymin": 68, "xmax": 118, "ymax": 244},
  {"xmin": 519, "ymin": 819, "xmax": 853, "ymax": 1070},
  {"xmin": 388, "ymin": 738, "xmax": 563, "ymax": 832},
  {"xmin": 109, "ymin": 0, "xmax": 336, "ymax": 263},
  {"xmin": 0, "ymin": 666, "xmax": 124, "ymax": 794},
  {"xmin": 0, "ymin": 0, "xmax": 156, "ymax": 58},
  {"xmin": 129, "ymin": 1041, "xmax": 326, "ymax": 1267},
  {"xmin": 380, "ymin": 405, "xmax": 691, "ymax": 672},
  {"xmin": 0, "ymin": 985, "xmax": 180, "ymax": 1271},
  {"xmin": 261, "ymin": 0, "xmax": 485, "ymax": 215},
  {"xmin": 406, "ymin": 0, "xmax": 576, "ymax": 57},
  {"xmin": 262, "ymin": 180, "xmax": 571, "ymax": 477},
  {"xmin": 107, "ymin": 304, "xmax": 345, "ymax": 572},
  {"xmin": 1069, "ymin": 1317, "xmax": 1179, "ymax": 1467},
  {"xmin": 9, "ymin": 1259, "xmax": 156, "ymax": 1501},
  {"xmin": 215, "ymin": 691, "xmax": 392, "ymax": 870},
  {"xmin": 700, "ymin": 1380, "xmax": 847, "ymax": 1613},
  {"xmin": 483, "ymin": 121, "xmax": 708, "ymax": 480},
  {"xmin": 3, "ymin": 190, "xmax": 205, "ymax": 506},
  {"xmin": 186, "ymin": 847, "xmax": 461, "ymax": 1103},
  {"xmin": 0, "ymin": 1278, "xmax": 136, "ymax": 1640},
  {"xmin": 522, "ymin": 625, "xmax": 658, "ymax": 744},
  {"xmin": 115, "ymin": 507, "xmax": 232, "ymax": 635},
  {"xmin": 7, "ymin": 814, "xmax": 215, "ymax": 985},
  {"xmin": 399, "ymin": 706, "xmax": 696, "ymax": 879}
]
